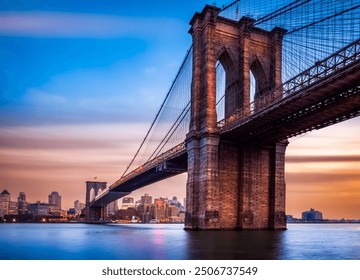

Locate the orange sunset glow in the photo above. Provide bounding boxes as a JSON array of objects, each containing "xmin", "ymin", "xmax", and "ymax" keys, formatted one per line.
[{"xmin": 0, "ymin": 117, "xmax": 359, "ymax": 219}]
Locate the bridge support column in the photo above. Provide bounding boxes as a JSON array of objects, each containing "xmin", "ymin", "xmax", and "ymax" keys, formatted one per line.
[
  {"xmin": 236, "ymin": 140, "xmax": 288, "ymax": 230},
  {"xmin": 185, "ymin": 5, "xmax": 288, "ymax": 230},
  {"xmin": 185, "ymin": 133, "xmax": 220, "ymax": 230},
  {"xmin": 86, "ymin": 205, "xmax": 105, "ymax": 223},
  {"xmin": 85, "ymin": 181, "xmax": 107, "ymax": 223},
  {"xmin": 214, "ymin": 140, "xmax": 288, "ymax": 230},
  {"xmin": 186, "ymin": 139, "xmax": 288, "ymax": 230}
]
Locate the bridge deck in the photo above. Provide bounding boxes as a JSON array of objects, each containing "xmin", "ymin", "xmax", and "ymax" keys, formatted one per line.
[{"xmin": 91, "ymin": 38, "xmax": 360, "ymax": 207}]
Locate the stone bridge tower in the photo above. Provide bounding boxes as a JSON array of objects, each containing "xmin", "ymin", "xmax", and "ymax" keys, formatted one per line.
[
  {"xmin": 185, "ymin": 5, "xmax": 288, "ymax": 230},
  {"xmin": 85, "ymin": 181, "xmax": 107, "ymax": 222}
]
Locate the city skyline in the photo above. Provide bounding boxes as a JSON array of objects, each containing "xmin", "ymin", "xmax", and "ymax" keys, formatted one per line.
[
  {"xmin": 4, "ymin": 186, "xmax": 348, "ymax": 221},
  {"xmin": 0, "ymin": 187, "xmax": 185, "ymax": 211},
  {"xmin": 0, "ymin": 1, "xmax": 359, "ymax": 220}
]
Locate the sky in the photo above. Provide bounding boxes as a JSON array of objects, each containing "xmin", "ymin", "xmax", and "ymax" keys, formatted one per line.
[{"xmin": 0, "ymin": 0, "xmax": 359, "ymax": 219}]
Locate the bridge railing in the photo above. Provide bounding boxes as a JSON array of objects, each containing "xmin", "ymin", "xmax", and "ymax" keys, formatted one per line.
[
  {"xmin": 218, "ymin": 38, "xmax": 360, "ymax": 131},
  {"xmin": 109, "ymin": 142, "xmax": 186, "ymax": 190}
]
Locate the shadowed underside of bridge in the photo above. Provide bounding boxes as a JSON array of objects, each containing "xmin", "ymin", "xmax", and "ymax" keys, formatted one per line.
[
  {"xmin": 86, "ymin": 1, "xmax": 360, "ymax": 227},
  {"xmin": 91, "ymin": 150, "xmax": 187, "ymax": 207}
]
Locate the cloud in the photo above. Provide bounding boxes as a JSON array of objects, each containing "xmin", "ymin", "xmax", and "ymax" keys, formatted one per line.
[
  {"xmin": 24, "ymin": 89, "xmax": 67, "ymax": 105},
  {"xmin": 0, "ymin": 122, "xmax": 147, "ymax": 147},
  {"xmin": 0, "ymin": 11, "xmax": 181, "ymax": 38},
  {"xmin": 286, "ymin": 155, "xmax": 360, "ymax": 163},
  {"xmin": 287, "ymin": 171, "xmax": 360, "ymax": 185}
]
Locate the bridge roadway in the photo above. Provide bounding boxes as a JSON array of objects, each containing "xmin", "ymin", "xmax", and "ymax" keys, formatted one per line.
[{"xmin": 91, "ymin": 38, "xmax": 360, "ymax": 208}]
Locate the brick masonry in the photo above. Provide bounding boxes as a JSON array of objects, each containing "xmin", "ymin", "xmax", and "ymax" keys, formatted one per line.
[{"xmin": 185, "ymin": 5, "xmax": 288, "ymax": 230}]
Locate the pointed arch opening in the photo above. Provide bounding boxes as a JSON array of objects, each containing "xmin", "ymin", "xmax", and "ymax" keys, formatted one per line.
[
  {"xmin": 216, "ymin": 49, "xmax": 238, "ymax": 124},
  {"xmin": 90, "ymin": 188, "xmax": 95, "ymax": 202},
  {"xmin": 216, "ymin": 61, "xmax": 226, "ymax": 123},
  {"xmin": 249, "ymin": 59, "xmax": 269, "ymax": 113},
  {"xmin": 250, "ymin": 70, "xmax": 256, "ymax": 112},
  {"xmin": 249, "ymin": 59, "xmax": 269, "ymax": 100}
]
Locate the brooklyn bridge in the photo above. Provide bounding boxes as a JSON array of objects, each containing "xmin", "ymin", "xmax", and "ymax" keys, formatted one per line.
[{"xmin": 85, "ymin": 0, "xmax": 360, "ymax": 230}]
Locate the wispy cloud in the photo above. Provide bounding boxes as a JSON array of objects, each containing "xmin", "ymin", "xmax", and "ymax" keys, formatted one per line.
[
  {"xmin": 24, "ymin": 89, "xmax": 67, "ymax": 105},
  {"xmin": 287, "ymin": 155, "xmax": 360, "ymax": 163},
  {"xmin": 287, "ymin": 170, "xmax": 360, "ymax": 184},
  {"xmin": 0, "ymin": 11, "xmax": 181, "ymax": 38}
]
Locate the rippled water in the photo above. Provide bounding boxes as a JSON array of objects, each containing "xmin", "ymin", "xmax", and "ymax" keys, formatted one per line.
[{"xmin": 0, "ymin": 223, "xmax": 359, "ymax": 260}]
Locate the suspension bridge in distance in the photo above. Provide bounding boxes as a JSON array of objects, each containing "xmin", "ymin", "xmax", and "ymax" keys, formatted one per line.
[{"xmin": 85, "ymin": 0, "xmax": 360, "ymax": 230}]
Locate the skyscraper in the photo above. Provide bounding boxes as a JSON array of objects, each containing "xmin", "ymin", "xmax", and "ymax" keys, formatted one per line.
[
  {"xmin": 0, "ymin": 189, "xmax": 11, "ymax": 218},
  {"xmin": 141, "ymin": 193, "xmax": 152, "ymax": 205},
  {"xmin": 18, "ymin": 192, "xmax": 27, "ymax": 215},
  {"xmin": 48, "ymin": 191, "xmax": 61, "ymax": 211},
  {"xmin": 74, "ymin": 200, "xmax": 85, "ymax": 215}
]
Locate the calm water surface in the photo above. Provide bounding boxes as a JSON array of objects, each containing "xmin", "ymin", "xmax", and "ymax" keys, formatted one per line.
[{"xmin": 0, "ymin": 223, "xmax": 359, "ymax": 260}]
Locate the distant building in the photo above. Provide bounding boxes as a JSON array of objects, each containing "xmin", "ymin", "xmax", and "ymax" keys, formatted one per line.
[
  {"xmin": 0, "ymin": 189, "xmax": 11, "ymax": 218},
  {"xmin": 140, "ymin": 193, "xmax": 152, "ymax": 205},
  {"xmin": 67, "ymin": 208, "xmax": 76, "ymax": 215},
  {"xmin": 0, "ymin": 189, "xmax": 17, "ymax": 217},
  {"xmin": 121, "ymin": 197, "xmax": 135, "ymax": 209},
  {"xmin": 27, "ymin": 202, "xmax": 57, "ymax": 217},
  {"xmin": 116, "ymin": 208, "xmax": 136, "ymax": 221},
  {"xmin": 149, "ymin": 204, "xmax": 166, "ymax": 221},
  {"xmin": 168, "ymin": 205, "xmax": 180, "ymax": 218},
  {"xmin": 8, "ymin": 201, "xmax": 18, "ymax": 215},
  {"xmin": 286, "ymin": 215, "xmax": 294, "ymax": 222},
  {"xmin": 302, "ymin": 208, "xmax": 323, "ymax": 221},
  {"xmin": 154, "ymin": 198, "xmax": 165, "ymax": 206},
  {"xmin": 74, "ymin": 200, "xmax": 85, "ymax": 215},
  {"xmin": 136, "ymin": 204, "xmax": 150, "ymax": 223},
  {"xmin": 48, "ymin": 191, "xmax": 61, "ymax": 211},
  {"xmin": 106, "ymin": 200, "xmax": 119, "ymax": 216},
  {"xmin": 18, "ymin": 192, "xmax": 27, "ymax": 215},
  {"xmin": 122, "ymin": 197, "xmax": 134, "ymax": 204}
]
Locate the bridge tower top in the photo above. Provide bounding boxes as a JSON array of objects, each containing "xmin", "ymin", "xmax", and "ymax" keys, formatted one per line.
[{"xmin": 188, "ymin": 5, "xmax": 287, "ymax": 136}]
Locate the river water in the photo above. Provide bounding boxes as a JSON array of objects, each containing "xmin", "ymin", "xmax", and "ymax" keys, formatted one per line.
[{"xmin": 0, "ymin": 223, "xmax": 359, "ymax": 260}]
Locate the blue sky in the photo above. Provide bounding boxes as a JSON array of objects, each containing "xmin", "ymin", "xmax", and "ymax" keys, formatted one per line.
[
  {"xmin": 0, "ymin": 0, "xmax": 359, "ymax": 218},
  {"xmin": 0, "ymin": 1, "xmax": 213, "ymax": 126},
  {"xmin": 0, "ymin": 0, "xmax": 224, "ymax": 208}
]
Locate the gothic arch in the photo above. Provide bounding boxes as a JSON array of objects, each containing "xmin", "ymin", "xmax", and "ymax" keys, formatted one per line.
[
  {"xmin": 89, "ymin": 188, "xmax": 95, "ymax": 202},
  {"xmin": 215, "ymin": 48, "xmax": 240, "ymax": 118},
  {"xmin": 216, "ymin": 47, "xmax": 237, "ymax": 83},
  {"xmin": 249, "ymin": 57, "xmax": 269, "ymax": 99}
]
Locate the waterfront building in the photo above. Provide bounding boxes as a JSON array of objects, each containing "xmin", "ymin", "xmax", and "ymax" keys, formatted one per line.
[
  {"xmin": 48, "ymin": 191, "xmax": 61, "ymax": 211},
  {"xmin": 18, "ymin": 192, "xmax": 27, "ymax": 215},
  {"xmin": 27, "ymin": 202, "xmax": 57, "ymax": 217},
  {"xmin": 168, "ymin": 205, "xmax": 180, "ymax": 218},
  {"xmin": 0, "ymin": 189, "xmax": 11, "ymax": 218},
  {"xmin": 302, "ymin": 208, "xmax": 323, "ymax": 221},
  {"xmin": 8, "ymin": 201, "xmax": 18, "ymax": 215},
  {"xmin": 136, "ymin": 204, "xmax": 150, "ymax": 223},
  {"xmin": 149, "ymin": 204, "xmax": 166, "ymax": 221},
  {"xmin": 116, "ymin": 208, "xmax": 137, "ymax": 221}
]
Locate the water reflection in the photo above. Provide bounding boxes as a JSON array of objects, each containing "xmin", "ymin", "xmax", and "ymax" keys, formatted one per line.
[
  {"xmin": 0, "ymin": 223, "xmax": 360, "ymax": 260},
  {"xmin": 185, "ymin": 230, "xmax": 284, "ymax": 260}
]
